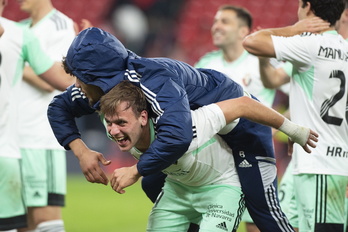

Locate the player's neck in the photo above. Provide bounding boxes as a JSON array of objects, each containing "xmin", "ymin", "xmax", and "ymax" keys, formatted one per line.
[
  {"xmin": 319, "ymin": 26, "xmax": 336, "ymax": 34},
  {"xmin": 222, "ymin": 44, "xmax": 245, "ymax": 63},
  {"xmin": 134, "ymin": 123, "xmax": 151, "ymax": 153},
  {"xmin": 29, "ymin": 3, "xmax": 54, "ymax": 26}
]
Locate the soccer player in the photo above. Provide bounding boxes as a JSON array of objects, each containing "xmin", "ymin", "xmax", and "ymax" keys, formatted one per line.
[
  {"xmin": 0, "ymin": 1, "xmax": 74, "ymax": 230},
  {"xmin": 255, "ymin": 2, "xmax": 348, "ymax": 231},
  {"xmin": 98, "ymin": 80, "xmax": 317, "ymax": 231},
  {"xmin": 195, "ymin": 5, "xmax": 277, "ymax": 108},
  {"xmin": 243, "ymin": 0, "xmax": 348, "ymax": 231},
  {"xmin": 48, "ymin": 27, "xmax": 313, "ymax": 232},
  {"xmin": 16, "ymin": 0, "xmax": 76, "ymax": 231}
]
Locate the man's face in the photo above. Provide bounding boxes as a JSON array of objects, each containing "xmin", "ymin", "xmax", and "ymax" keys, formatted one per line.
[
  {"xmin": 105, "ymin": 101, "xmax": 148, "ymax": 152},
  {"xmin": 211, "ymin": 9, "xmax": 247, "ymax": 48},
  {"xmin": 17, "ymin": 0, "xmax": 38, "ymax": 13},
  {"xmin": 75, "ymin": 79, "xmax": 103, "ymax": 106}
]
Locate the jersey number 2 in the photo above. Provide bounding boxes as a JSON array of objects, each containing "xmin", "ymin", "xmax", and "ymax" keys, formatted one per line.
[{"xmin": 320, "ymin": 70, "xmax": 347, "ymax": 126}]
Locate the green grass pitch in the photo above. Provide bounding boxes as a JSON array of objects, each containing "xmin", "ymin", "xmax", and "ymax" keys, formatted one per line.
[{"xmin": 63, "ymin": 175, "xmax": 246, "ymax": 231}]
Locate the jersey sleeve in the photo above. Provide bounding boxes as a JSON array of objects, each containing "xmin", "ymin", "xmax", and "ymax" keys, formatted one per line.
[
  {"xmin": 186, "ymin": 104, "xmax": 227, "ymax": 152},
  {"xmin": 272, "ymin": 34, "xmax": 314, "ymax": 71},
  {"xmin": 21, "ymin": 27, "xmax": 54, "ymax": 75},
  {"xmin": 47, "ymin": 85, "xmax": 96, "ymax": 149}
]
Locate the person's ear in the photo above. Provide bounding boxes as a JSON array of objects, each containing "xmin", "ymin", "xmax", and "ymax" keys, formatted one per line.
[
  {"xmin": 239, "ymin": 26, "xmax": 250, "ymax": 39},
  {"xmin": 140, "ymin": 110, "xmax": 148, "ymax": 126},
  {"xmin": 305, "ymin": 1, "xmax": 312, "ymax": 17},
  {"xmin": 343, "ymin": 9, "xmax": 348, "ymax": 22}
]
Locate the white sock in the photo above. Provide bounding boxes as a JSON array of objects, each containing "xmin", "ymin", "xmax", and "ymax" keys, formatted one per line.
[{"xmin": 36, "ymin": 220, "xmax": 65, "ymax": 232}]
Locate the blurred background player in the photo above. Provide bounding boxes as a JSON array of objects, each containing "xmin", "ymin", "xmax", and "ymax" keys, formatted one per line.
[
  {"xmin": 243, "ymin": 0, "xmax": 348, "ymax": 231},
  {"xmin": 16, "ymin": 0, "xmax": 75, "ymax": 231},
  {"xmin": 195, "ymin": 5, "xmax": 276, "ymax": 108},
  {"xmin": 0, "ymin": 0, "xmax": 74, "ymax": 230}
]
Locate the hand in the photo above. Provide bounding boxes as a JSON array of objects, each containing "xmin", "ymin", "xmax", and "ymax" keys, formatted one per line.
[
  {"xmin": 73, "ymin": 19, "xmax": 93, "ymax": 35},
  {"xmin": 110, "ymin": 165, "xmax": 142, "ymax": 194},
  {"xmin": 301, "ymin": 129, "xmax": 319, "ymax": 153},
  {"xmin": 287, "ymin": 138, "xmax": 294, "ymax": 156},
  {"xmin": 76, "ymin": 149, "xmax": 111, "ymax": 185},
  {"xmin": 80, "ymin": 19, "xmax": 93, "ymax": 30},
  {"xmin": 288, "ymin": 129, "xmax": 318, "ymax": 155},
  {"xmin": 70, "ymin": 139, "xmax": 111, "ymax": 185},
  {"xmin": 293, "ymin": 17, "xmax": 330, "ymax": 34}
]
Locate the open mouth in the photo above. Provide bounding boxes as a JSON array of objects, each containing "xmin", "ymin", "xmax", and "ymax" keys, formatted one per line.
[{"xmin": 115, "ymin": 136, "xmax": 129, "ymax": 147}]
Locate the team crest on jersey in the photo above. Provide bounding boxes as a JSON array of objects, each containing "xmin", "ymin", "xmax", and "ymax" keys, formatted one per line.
[{"xmin": 242, "ymin": 74, "xmax": 252, "ymax": 87}]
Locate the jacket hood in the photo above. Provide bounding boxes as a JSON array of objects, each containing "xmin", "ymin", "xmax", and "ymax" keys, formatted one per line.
[{"xmin": 65, "ymin": 27, "xmax": 130, "ymax": 93}]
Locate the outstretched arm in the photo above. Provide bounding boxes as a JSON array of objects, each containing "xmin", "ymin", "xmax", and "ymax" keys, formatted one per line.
[
  {"xmin": 216, "ymin": 96, "xmax": 318, "ymax": 153},
  {"xmin": 48, "ymin": 86, "xmax": 112, "ymax": 184}
]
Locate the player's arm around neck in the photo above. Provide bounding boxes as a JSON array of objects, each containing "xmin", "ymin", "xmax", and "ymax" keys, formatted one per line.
[
  {"xmin": 243, "ymin": 17, "xmax": 330, "ymax": 57},
  {"xmin": 243, "ymin": 25, "xmax": 309, "ymax": 57}
]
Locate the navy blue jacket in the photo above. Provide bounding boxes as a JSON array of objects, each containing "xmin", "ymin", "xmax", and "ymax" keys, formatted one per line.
[{"xmin": 48, "ymin": 27, "xmax": 272, "ymax": 176}]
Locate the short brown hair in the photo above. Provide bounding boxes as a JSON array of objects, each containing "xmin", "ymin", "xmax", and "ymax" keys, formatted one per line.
[
  {"xmin": 99, "ymin": 80, "xmax": 148, "ymax": 117},
  {"xmin": 218, "ymin": 5, "xmax": 253, "ymax": 29}
]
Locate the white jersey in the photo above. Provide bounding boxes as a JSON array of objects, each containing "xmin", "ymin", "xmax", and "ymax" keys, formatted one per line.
[
  {"xmin": 131, "ymin": 104, "xmax": 241, "ymax": 187},
  {"xmin": 0, "ymin": 17, "xmax": 53, "ymax": 158},
  {"xmin": 195, "ymin": 50, "xmax": 276, "ymax": 107},
  {"xmin": 18, "ymin": 9, "xmax": 75, "ymax": 149},
  {"xmin": 272, "ymin": 31, "xmax": 348, "ymax": 176}
]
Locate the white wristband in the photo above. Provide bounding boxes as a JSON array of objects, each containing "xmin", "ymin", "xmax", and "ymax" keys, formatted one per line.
[{"xmin": 278, "ymin": 118, "xmax": 310, "ymax": 146}]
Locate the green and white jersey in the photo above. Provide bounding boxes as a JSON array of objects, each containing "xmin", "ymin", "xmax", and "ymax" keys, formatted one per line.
[
  {"xmin": 195, "ymin": 50, "xmax": 276, "ymax": 107},
  {"xmin": 18, "ymin": 9, "xmax": 75, "ymax": 149},
  {"xmin": 272, "ymin": 31, "xmax": 348, "ymax": 176},
  {"xmin": 131, "ymin": 104, "xmax": 241, "ymax": 187},
  {"xmin": 0, "ymin": 17, "xmax": 53, "ymax": 158}
]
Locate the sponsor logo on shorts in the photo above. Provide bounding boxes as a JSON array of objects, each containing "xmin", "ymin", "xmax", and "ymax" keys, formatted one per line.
[
  {"xmin": 239, "ymin": 159, "xmax": 252, "ymax": 168},
  {"xmin": 216, "ymin": 221, "xmax": 228, "ymax": 231}
]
